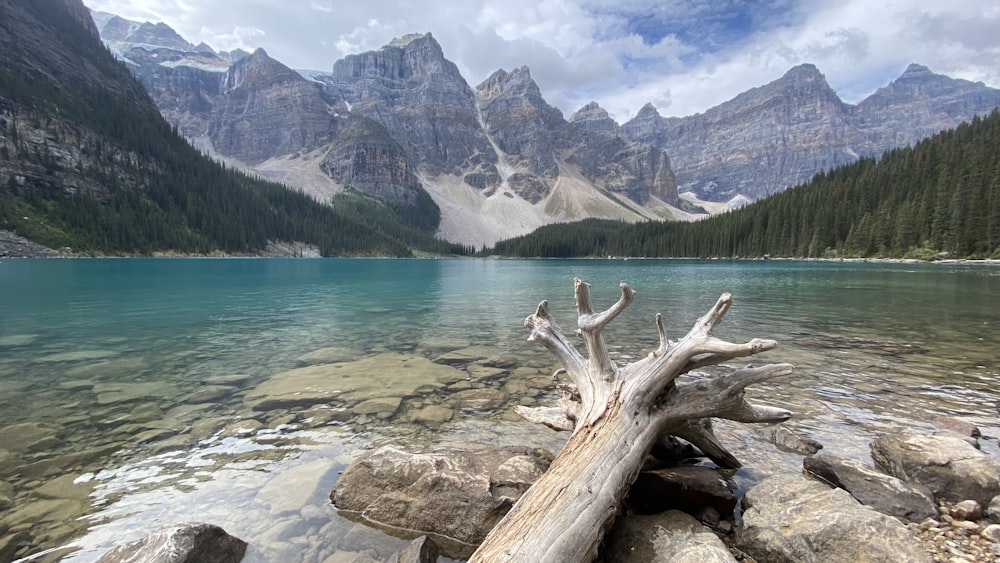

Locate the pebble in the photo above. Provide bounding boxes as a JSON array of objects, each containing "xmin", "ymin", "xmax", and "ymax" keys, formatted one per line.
[
  {"xmin": 951, "ymin": 500, "xmax": 983, "ymax": 521},
  {"xmin": 911, "ymin": 501, "xmax": 1000, "ymax": 563}
]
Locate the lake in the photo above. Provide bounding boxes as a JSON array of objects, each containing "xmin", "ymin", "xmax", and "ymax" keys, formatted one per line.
[{"xmin": 0, "ymin": 258, "xmax": 998, "ymax": 561}]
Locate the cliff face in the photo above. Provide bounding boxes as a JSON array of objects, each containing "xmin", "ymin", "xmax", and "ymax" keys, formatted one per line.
[
  {"xmin": 209, "ymin": 49, "xmax": 339, "ymax": 164},
  {"xmin": 623, "ymin": 65, "xmax": 863, "ymax": 201},
  {"xmin": 473, "ymin": 67, "xmax": 559, "ymax": 202},
  {"xmin": 623, "ymin": 64, "xmax": 1000, "ymax": 202},
  {"xmin": 323, "ymin": 33, "xmax": 498, "ymax": 180},
  {"xmin": 319, "ymin": 115, "xmax": 424, "ymax": 206}
]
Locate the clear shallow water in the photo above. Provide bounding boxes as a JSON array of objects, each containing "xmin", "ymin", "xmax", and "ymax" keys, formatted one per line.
[{"xmin": 0, "ymin": 258, "xmax": 998, "ymax": 561}]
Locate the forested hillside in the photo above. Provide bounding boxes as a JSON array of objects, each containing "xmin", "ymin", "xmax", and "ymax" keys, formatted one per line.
[
  {"xmin": 0, "ymin": 0, "xmax": 465, "ymax": 257},
  {"xmin": 488, "ymin": 110, "xmax": 1000, "ymax": 260}
]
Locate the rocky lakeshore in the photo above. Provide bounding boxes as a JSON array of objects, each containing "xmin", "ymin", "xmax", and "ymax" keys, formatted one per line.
[
  {"xmin": 0, "ymin": 230, "xmax": 321, "ymax": 258},
  {"xmin": 0, "ymin": 230, "xmax": 62, "ymax": 258},
  {"xmin": 90, "ymin": 420, "xmax": 1000, "ymax": 562}
]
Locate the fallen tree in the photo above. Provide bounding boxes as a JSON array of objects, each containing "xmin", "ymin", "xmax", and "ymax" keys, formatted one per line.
[{"xmin": 470, "ymin": 279, "xmax": 794, "ymax": 562}]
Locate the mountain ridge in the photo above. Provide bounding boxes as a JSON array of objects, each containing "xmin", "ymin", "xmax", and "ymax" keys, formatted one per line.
[
  {"xmin": 89, "ymin": 18, "xmax": 689, "ymax": 247},
  {"xmin": 89, "ymin": 11, "xmax": 1000, "ymax": 244}
]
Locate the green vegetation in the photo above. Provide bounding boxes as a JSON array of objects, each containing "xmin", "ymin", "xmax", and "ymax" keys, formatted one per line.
[
  {"xmin": 487, "ymin": 110, "xmax": 1000, "ymax": 260},
  {"xmin": 0, "ymin": 0, "xmax": 464, "ymax": 257}
]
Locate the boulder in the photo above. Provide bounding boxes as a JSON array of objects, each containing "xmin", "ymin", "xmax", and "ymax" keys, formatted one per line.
[
  {"xmin": 95, "ymin": 523, "xmax": 247, "ymax": 563},
  {"xmin": 950, "ymin": 499, "xmax": 982, "ymax": 521},
  {"xmin": 389, "ymin": 535, "xmax": 440, "ymax": 563},
  {"xmin": 803, "ymin": 454, "xmax": 936, "ymax": 521},
  {"xmin": 599, "ymin": 510, "xmax": 736, "ymax": 563},
  {"xmin": 763, "ymin": 426, "xmax": 823, "ymax": 455},
  {"xmin": 931, "ymin": 416, "xmax": 981, "ymax": 440},
  {"xmin": 627, "ymin": 465, "xmax": 738, "ymax": 516},
  {"xmin": 870, "ymin": 433, "xmax": 1000, "ymax": 506},
  {"xmin": 331, "ymin": 445, "xmax": 551, "ymax": 558},
  {"xmin": 989, "ymin": 495, "xmax": 1000, "ymax": 523},
  {"xmin": 736, "ymin": 474, "xmax": 930, "ymax": 563}
]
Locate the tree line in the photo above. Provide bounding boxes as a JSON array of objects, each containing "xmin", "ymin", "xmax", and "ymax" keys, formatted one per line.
[{"xmin": 487, "ymin": 109, "xmax": 1000, "ymax": 260}]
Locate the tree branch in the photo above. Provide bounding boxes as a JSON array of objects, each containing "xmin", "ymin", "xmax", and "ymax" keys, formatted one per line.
[
  {"xmin": 574, "ymin": 279, "xmax": 635, "ymax": 384},
  {"xmin": 657, "ymin": 363, "xmax": 794, "ymax": 423},
  {"xmin": 524, "ymin": 300, "xmax": 591, "ymax": 406},
  {"xmin": 665, "ymin": 418, "xmax": 742, "ymax": 469}
]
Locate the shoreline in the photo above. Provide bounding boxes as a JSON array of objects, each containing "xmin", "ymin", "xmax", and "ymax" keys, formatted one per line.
[{"xmin": 4, "ymin": 230, "xmax": 1000, "ymax": 264}]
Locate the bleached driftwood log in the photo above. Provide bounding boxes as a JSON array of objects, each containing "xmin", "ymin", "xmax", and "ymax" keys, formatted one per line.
[{"xmin": 470, "ymin": 279, "xmax": 794, "ymax": 562}]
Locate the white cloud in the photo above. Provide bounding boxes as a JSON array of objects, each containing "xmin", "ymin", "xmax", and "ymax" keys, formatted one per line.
[
  {"xmin": 83, "ymin": 0, "xmax": 1000, "ymax": 122},
  {"xmin": 200, "ymin": 26, "xmax": 266, "ymax": 53}
]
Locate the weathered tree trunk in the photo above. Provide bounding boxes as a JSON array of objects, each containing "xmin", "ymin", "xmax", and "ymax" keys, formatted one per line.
[{"xmin": 470, "ymin": 279, "xmax": 794, "ymax": 562}]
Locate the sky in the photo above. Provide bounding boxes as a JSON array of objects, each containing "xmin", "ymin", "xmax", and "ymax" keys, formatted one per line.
[{"xmin": 82, "ymin": 0, "xmax": 1000, "ymax": 122}]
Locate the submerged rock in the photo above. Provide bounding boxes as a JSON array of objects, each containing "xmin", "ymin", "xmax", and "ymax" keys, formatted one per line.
[
  {"xmin": 763, "ymin": 425, "xmax": 823, "ymax": 455},
  {"xmin": 92, "ymin": 382, "xmax": 179, "ymax": 405},
  {"xmin": 95, "ymin": 522, "xmax": 247, "ymax": 563},
  {"xmin": 244, "ymin": 352, "xmax": 464, "ymax": 411}
]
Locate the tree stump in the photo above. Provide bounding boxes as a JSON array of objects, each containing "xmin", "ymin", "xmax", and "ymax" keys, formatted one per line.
[{"xmin": 470, "ymin": 279, "xmax": 794, "ymax": 562}]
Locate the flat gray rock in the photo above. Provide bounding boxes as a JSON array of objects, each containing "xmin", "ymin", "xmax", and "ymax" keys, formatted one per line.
[
  {"xmin": 737, "ymin": 474, "xmax": 930, "ymax": 563},
  {"xmin": 804, "ymin": 453, "xmax": 936, "ymax": 521},
  {"xmin": 871, "ymin": 433, "xmax": 1000, "ymax": 506},
  {"xmin": 331, "ymin": 444, "xmax": 550, "ymax": 559},
  {"xmin": 600, "ymin": 510, "xmax": 736, "ymax": 563}
]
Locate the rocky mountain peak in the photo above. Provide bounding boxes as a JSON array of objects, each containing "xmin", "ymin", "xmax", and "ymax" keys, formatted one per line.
[
  {"xmin": 93, "ymin": 12, "xmax": 193, "ymax": 52},
  {"xmin": 94, "ymin": 14, "xmax": 138, "ymax": 42},
  {"xmin": 752, "ymin": 63, "xmax": 839, "ymax": 106},
  {"xmin": 332, "ymin": 31, "xmax": 456, "ymax": 82},
  {"xmin": 324, "ymin": 34, "xmax": 493, "ymax": 178},
  {"xmin": 477, "ymin": 66, "xmax": 542, "ymax": 103},
  {"xmin": 636, "ymin": 103, "xmax": 661, "ymax": 119},
  {"xmin": 781, "ymin": 63, "xmax": 823, "ymax": 81},
  {"xmin": 620, "ymin": 103, "xmax": 666, "ymax": 146},
  {"xmin": 193, "ymin": 42, "xmax": 216, "ymax": 55},
  {"xmin": 129, "ymin": 21, "xmax": 192, "ymax": 50},
  {"xmin": 860, "ymin": 63, "xmax": 999, "ymax": 110},
  {"xmin": 221, "ymin": 48, "xmax": 300, "ymax": 93},
  {"xmin": 900, "ymin": 63, "xmax": 932, "ymax": 78},
  {"xmin": 388, "ymin": 32, "xmax": 432, "ymax": 48},
  {"xmin": 475, "ymin": 64, "xmax": 560, "ymax": 196},
  {"xmin": 569, "ymin": 101, "xmax": 619, "ymax": 136}
]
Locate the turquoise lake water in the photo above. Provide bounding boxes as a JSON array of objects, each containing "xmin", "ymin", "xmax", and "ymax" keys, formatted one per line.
[{"xmin": 0, "ymin": 258, "xmax": 998, "ymax": 561}]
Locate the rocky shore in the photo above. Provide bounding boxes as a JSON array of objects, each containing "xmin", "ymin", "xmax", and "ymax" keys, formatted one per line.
[
  {"xmin": 0, "ymin": 230, "xmax": 62, "ymax": 258},
  {"xmin": 319, "ymin": 421, "xmax": 1000, "ymax": 562},
  {"xmin": 0, "ymin": 230, "xmax": 320, "ymax": 258},
  {"xmin": 91, "ymin": 419, "xmax": 1000, "ymax": 562}
]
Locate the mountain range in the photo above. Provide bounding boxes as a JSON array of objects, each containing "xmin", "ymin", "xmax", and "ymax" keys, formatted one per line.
[{"xmin": 89, "ymin": 11, "xmax": 1000, "ymax": 247}]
